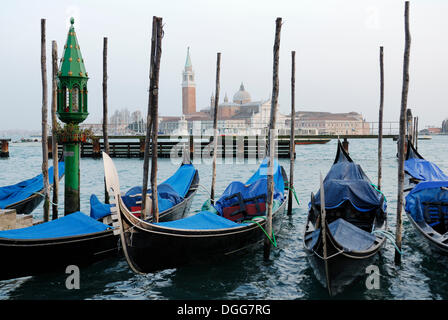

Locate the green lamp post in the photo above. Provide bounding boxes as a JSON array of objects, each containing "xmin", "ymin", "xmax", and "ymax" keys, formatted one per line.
[{"xmin": 56, "ymin": 17, "xmax": 89, "ymax": 215}]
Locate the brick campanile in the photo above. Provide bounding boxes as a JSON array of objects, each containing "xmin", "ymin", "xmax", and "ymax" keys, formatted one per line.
[{"xmin": 182, "ymin": 47, "xmax": 196, "ymax": 115}]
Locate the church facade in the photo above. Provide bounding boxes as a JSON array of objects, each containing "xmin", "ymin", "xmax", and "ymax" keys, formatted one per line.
[
  {"xmin": 159, "ymin": 48, "xmax": 287, "ymax": 135},
  {"xmin": 159, "ymin": 48, "xmax": 369, "ymax": 136}
]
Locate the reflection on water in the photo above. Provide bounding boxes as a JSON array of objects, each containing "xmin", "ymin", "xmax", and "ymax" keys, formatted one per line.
[{"xmin": 0, "ymin": 137, "xmax": 447, "ymax": 299}]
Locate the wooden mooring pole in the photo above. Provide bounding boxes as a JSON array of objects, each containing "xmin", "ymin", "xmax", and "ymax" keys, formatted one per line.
[
  {"xmin": 150, "ymin": 17, "xmax": 163, "ymax": 223},
  {"xmin": 395, "ymin": 0, "xmax": 411, "ymax": 265},
  {"xmin": 141, "ymin": 18, "xmax": 157, "ymax": 219},
  {"xmin": 264, "ymin": 17, "xmax": 282, "ymax": 261},
  {"xmin": 211, "ymin": 52, "xmax": 221, "ymax": 205},
  {"xmin": 287, "ymin": 50, "xmax": 296, "ymax": 216},
  {"xmin": 415, "ymin": 116, "xmax": 419, "ymax": 150},
  {"xmin": 41, "ymin": 19, "xmax": 50, "ymax": 222},
  {"xmin": 103, "ymin": 37, "xmax": 110, "ymax": 204},
  {"xmin": 0, "ymin": 140, "xmax": 9, "ymax": 158},
  {"xmin": 51, "ymin": 40, "xmax": 59, "ymax": 220},
  {"xmin": 342, "ymin": 137, "xmax": 349, "ymax": 154},
  {"xmin": 406, "ymin": 109, "xmax": 413, "ymax": 145},
  {"xmin": 377, "ymin": 46, "xmax": 384, "ymax": 191}
]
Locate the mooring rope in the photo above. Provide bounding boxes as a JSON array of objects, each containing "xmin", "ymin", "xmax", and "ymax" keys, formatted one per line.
[
  {"xmin": 285, "ymin": 185, "xmax": 300, "ymax": 206},
  {"xmin": 371, "ymin": 183, "xmax": 387, "ymax": 202},
  {"xmin": 32, "ymin": 191, "xmax": 59, "ymax": 207},
  {"xmin": 196, "ymin": 184, "xmax": 214, "ymax": 202},
  {"xmin": 242, "ymin": 216, "xmax": 277, "ymax": 248},
  {"xmin": 372, "ymin": 229, "xmax": 403, "ymax": 255}
]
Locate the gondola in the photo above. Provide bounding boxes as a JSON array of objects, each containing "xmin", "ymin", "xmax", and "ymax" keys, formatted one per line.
[
  {"xmin": 103, "ymin": 152, "xmax": 288, "ymax": 274},
  {"xmin": 403, "ymin": 140, "xmax": 448, "ymax": 254},
  {"xmin": 405, "ymin": 181, "xmax": 448, "ymax": 254},
  {"xmin": 0, "ymin": 162, "xmax": 65, "ymax": 215},
  {"xmin": 303, "ymin": 140, "xmax": 388, "ymax": 295},
  {"xmin": 0, "ymin": 160, "xmax": 199, "ymax": 281},
  {"xmin": 90, "ymin": 159, "xmax": 199, "ymax": 224},
  {"xmin": 404, "ymin": 139, "xmax": 448, "ymax": 192}
]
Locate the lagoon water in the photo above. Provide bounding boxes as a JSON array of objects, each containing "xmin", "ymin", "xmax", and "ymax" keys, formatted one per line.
[{"xmin": 1, "ymin": 136, "xmax": 448, "ymax": 300}]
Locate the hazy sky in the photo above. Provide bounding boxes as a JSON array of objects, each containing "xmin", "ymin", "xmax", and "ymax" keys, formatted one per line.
[{"xmin": 1, "ymin": 0, "xmax": 447, "ymax": 131}]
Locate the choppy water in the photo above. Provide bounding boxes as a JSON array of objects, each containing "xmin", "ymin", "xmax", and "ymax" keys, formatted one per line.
[{"xmin": 0, "ymin": 136, "xmax": 447, "ymax": 300}]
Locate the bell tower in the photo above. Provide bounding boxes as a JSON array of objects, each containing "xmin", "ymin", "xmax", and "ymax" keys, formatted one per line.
[{"xmin": 182, "ymin": 47, "xmax": 196, "ymax": 115}]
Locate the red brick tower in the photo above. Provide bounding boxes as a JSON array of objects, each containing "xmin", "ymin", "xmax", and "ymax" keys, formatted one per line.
[{"xmin": 182, "ymin": 47, "xmax": 196, "ymax": 115}]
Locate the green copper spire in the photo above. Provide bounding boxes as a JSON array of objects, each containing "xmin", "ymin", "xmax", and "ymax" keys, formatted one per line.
[
  {"xmin": 59, "ymin": 17, "xmax": 88, "ymax": 78},
  {"xmin": 57, "ymin": 17, "xmax": 89, "ymax": 124}
]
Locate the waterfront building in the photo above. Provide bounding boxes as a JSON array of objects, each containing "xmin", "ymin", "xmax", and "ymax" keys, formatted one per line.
[
  {"xmin": 292, "ymin": 111, "xmax": 370, "ymax": 135},
  {"xmin": 80, "ymin": 48, "xmax": 371, "ymax": 137},
  {"xmin": 159, "ymin": 48, "xmax": 288, "ymax": 135}
]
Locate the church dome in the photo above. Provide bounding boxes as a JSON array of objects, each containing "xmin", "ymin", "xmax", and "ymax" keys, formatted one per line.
[{"xmin": 233, "ymin": 82, "xmax": 251, "ymax": 104}]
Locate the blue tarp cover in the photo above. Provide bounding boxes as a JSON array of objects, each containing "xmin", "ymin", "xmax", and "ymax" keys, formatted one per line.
[
  {"xmin": 311, "ymin": 160, "xmax": 386, "ymax": 213},
  {"xmin": 405, "ymin": 180, "xmax": 448, "ymax": 223},
  {"xmin": 0, "ymin": 211, "xmax": 112, "ymax": 240},
  {"xmin": 405, "ymin": 158, "xmax": 448, "ymax": 182},
  {"xmin": 90, "ymin": 194, "xmax": 116, "ymax": 220},
  {"xmin": 213, "ymin": 158, "xmax": 285, "ymax": 215},
  {"xmin": 307, "ymin": 218, "xmax": 377, "ymax": 252},
  {"xmin": 154, "ymin": 210, "xmax": 247, "ymax": 230},
  {"xmin": 90, "ymin": 164, "xmax": 197, "ymax": 219},
  {"xmin": 0, "ymin": 162, "xmax": 65, "ymax": 209},
  {"xmin": 245, "ymin": 158, "xmax": 285, "ymax": 192},
  {"xmin": 153, "ymin": 159, "xmax": 285, "ymax": 230}
]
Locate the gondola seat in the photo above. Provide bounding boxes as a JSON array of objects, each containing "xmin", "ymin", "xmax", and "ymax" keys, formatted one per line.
[
  {"xmin": 422, "ymin": 202, "xmax": 448, "ymax": 234},
  {"xmin": 214, "ymin": 178, "xmax": 283, "ymax": 218},
  {"xmin": 405, "ymin": 181, "xmax": 448, "ymax": 234},
  {"xmin": 222, "ymin": 193, "xmax": 267, "ymax": 222}
]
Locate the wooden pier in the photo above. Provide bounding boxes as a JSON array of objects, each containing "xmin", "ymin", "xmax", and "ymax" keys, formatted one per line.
[{"xmin": 47, "ymin": 134, "xmax": 398, "ymax": 159}]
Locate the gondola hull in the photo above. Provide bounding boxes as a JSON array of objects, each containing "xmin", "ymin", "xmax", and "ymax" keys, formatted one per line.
[
  {"xmin": 403, "ymin": 140, "xmax": 448, "ymax": 254},
  {"xmin": 2, "ymin": 163, "xmax": 65, "ymax": 215},
  {"xmin": 5, "ymin": 192, "xmax": 44, "ymax": 215},
  {"xmin": 0, "ymin": 170, "xmax": 198, "ymax": 281},
  {"xmin": 305, "ymin": 234, "xmax": 384, "ymax": 295},
  {"xmin": 0, "ymin": 229, "xmax": 118, "ymax": 281},
  {"xmin": 405, "ymin": 210, "xmax": 448, "ymax": 254},
  {"xmin": 119, "ymin": 195, "xmax": 287, "ymax": 273},
  {"xmin": 303, "ymin": 140, "xmax": 387, "ymax": 295}
]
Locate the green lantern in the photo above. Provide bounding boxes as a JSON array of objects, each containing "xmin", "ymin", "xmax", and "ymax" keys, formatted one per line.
[
  {"xmin": 56, "ymin": 17, "xmax": 89, "ymax": 215},
  {"xmin": 57, "ymin": 17, "xmax": 89, "ymax": 124}
]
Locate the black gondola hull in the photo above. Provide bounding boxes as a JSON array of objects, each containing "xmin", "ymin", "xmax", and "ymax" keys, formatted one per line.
[
  {"xmin": 0, "ymin": 230, "xmax": 118, "ymax": 281},
  {"xmin": 403, "ymin": 140, "xmax": 448, "ymax": 254},
  {"xmin": 303, "ymin": 140, "xmax": 387, "ymax": 295},
  {"xmin": 5, "ymin": 193, "xmax": 44, "ymax": 215},
  {"xmin": 0, "ymin": 171, "xmax": 198, "ymax": 281},
  {"xmin": 120, "ymin": 197, "xmax": 287, "ymax": 273},
  {"xmin": 405, "ymin": 210, "xmax": 448, "ymax": 254},
  {"xmin": 305, "ymin": 241, "xmax": 383, "ymax": 295},
  {"xmin": 4, "ymin": 167, "xmax": 65, "ymax": 215}
]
